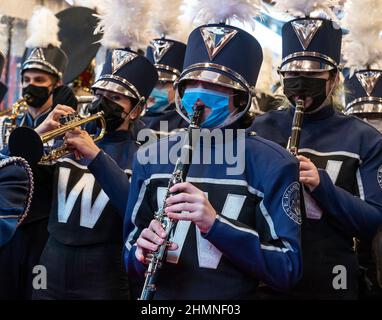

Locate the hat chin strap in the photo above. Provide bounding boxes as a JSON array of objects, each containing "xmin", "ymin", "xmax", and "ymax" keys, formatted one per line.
[
  {"xmin": 304, "ymin": 70, "xmax": 339, "ymax": 115},
  {"xmin": 219, "ymin": 96, "xmax": 252, "ymax": 129},
  {"xmin": 126, "ymin": 96, "xmax": 145, "ymax": 122}
]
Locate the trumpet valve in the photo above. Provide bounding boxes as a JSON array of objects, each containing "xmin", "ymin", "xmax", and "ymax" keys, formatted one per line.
[{"xmin": 59, "ymin": 113, "xmax": 76, "ymax": 125}]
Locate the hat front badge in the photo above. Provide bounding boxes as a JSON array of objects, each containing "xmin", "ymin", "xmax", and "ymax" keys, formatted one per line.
[
  {"xmin": 356, "ymin": 71, "xmax": 382, "ymax": 96},
  {"xmin": 111, "ymin": 50, "xmax": 138, "ymax": 74},
  {"xmin": 291, "ymin": 20, "xmax": 323, "ymax": 50},
  {"xmin": 28, "ymin": 48, "xmax": 46, "ymax": 61},
  {"xmin": 150, "ymin": 39, "xmax": 173, "ymax": 64},
  {"xmin": 200, "ymin": 26, "xmax": 238, "ymax": 61}
]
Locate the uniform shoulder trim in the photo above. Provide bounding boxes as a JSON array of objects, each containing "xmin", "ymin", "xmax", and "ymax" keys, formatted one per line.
[{"xmin": 246, "ymin": 134, "xmax": 294, "ymax": 160}]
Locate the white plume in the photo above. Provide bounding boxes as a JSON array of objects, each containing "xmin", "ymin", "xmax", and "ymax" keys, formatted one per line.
[
  {"xmin": 173, "ymin": 17, "xmax": 193, "ymax": 44},
  {"xmin": 189, "ymin": 0, "xmax": 263, "ymax": 28},
  {"xmin": 25, "ymin": 6, "xmax": 61, "ymax": 48},
  {"xmin": 273, "ymin": 0, "xmax": 340, "ymax": 20},
  {"xmin": 73, "ymin": 0, "xmax": 101, "ymax": 9},
  {"xmin": 342, "ymin": 0, "xmax": 382, "ymax": 74},
  {"xmin": 0, "ymin": 17, "xmax": 8, "ymax": 56},
  {"xmin": 149, "ymin": 0, "xmax": 183, "ymax": 38},
  {"xmin": 94, "ymin": 0, "xmax": 152, "ymax": 50},
  {"xmin": 171, "ymin": 5, "xmax": 195, "ymax": 43},
  {"xmin": 255, "ymin": 47, "xmax": 276, "ymax": 95}
]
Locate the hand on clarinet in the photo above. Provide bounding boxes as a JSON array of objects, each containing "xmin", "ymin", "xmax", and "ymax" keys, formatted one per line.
[
  {"xmin": 297, "ymin": 155, "xmax": 320, "ymax": 192},
  {"xmin": 135, "ymin": 219, "xmax": 179, "ymax": 264},
  {"xmin": 165, "ymin": 182, "xmax": 217, "ymax": 234}
]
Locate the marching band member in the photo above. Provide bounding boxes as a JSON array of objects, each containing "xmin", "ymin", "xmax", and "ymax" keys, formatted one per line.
[
  {"xmin": 0, "ymin": 6, "xmax": 76, "ymax": 300},
  {"xmin": 342, "ymin": 0, "xmax": 382, "ymax": 299},
  {"xmin": 250, "ymin": 1, "xmax": 382, "ymax": 299},
  {"xmin": 0, "ymin": 155, "xmax": 31, "ymax": 247},
  {"xmin": 142, "ymin": 0, "xmax": 188, "ymax": 137},
  {"xmin": 32, "ymin": 0, "xmax": 157, "ymax": 299},
  {"xmin": 124, "ymin": 1, "xmax": 302, "ymax": 300},
  {"xmin": 0, "ymin": 52, "xmax": 33, "ymax": 249},
  {"xmin": 11, "ymin": 7, "xmax": 76, "ymax": 133}
]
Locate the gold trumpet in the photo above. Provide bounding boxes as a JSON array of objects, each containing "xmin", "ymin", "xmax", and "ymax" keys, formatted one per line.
[
  {"xmin": 0, "ymin": 108, "xmax": 12, "ymax": 117},
  {"xmin": 0, "ymin": 95, "xmax": 30, "ymax": 117},
  {"xmin": 8, "ymin": 111, "xmax": 106, "ymax": 164},
  {"xmin": 0, "ymin": 95, "xmax": 31, "ymax": 148}
]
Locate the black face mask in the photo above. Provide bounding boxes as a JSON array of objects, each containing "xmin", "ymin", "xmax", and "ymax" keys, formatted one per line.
[
  {"xmin": 22, "ymin": 84, "xmax": 52, "ymax": 109},
  {"xmin": 283, "ymin": 76, "xmax": 328, "ymax": 112},
  {"xmin": 88, "ymin": 96, "xmax": 127, "ymax": 132}
]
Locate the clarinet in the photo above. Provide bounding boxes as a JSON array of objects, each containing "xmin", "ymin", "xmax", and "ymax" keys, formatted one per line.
[
  {"xmin": 287, "ymin": 98, "xmax": 304, "ymax": 156},
  {"xmin": 286, "ymin": 98, "xmax": 311, "ymax": 221},
  {"xmin": 139, "ymin": 102, "xmax": 204, "ymax": 300}
]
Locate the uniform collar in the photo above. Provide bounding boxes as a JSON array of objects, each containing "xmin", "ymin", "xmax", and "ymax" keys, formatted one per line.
[
  {"xmin": 145, "ymin": 103, "xmax": 176, "ymax": 116},
  {"xmin": 22, "ymin": 106, "xmax": 53, "ymax": 128},
  {"xmin": 289, "ymin": 104, "xmax": 335, "ymax": 122}
]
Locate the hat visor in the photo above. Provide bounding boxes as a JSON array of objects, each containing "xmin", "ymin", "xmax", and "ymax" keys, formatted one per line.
[
  {"xmin": 92, "ymin": 77, "xmax": 138, "ymax": 100},
  {"xmin": 280, "ymin": 56, "xmax": 336, "ymax": 73},
  {"xmin": 22, "ymin": 61, "xmax": 61, "ymax": 79},
  {"xmin": 157, "ymin": 69, "xmax": 179, "ymax": 82},
  {"xmin": 155, "ymin": 64, "xmax": 180, "ymax": 82},
  {"xmin": 346, "ymin": 97, "xmax": 382, "ymax": 114},
  {"xmin": 176, "ymin": 66, "xmax": 247, "ymax": 93}
]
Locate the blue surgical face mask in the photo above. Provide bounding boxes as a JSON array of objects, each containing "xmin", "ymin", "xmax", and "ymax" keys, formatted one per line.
[
  {"xmin": 181, "ymin": 88, "xmax": 230, "ymax": 128},
  {"xmin": 148, "ymin": 87, "xmax": 170, "ymax": 113}
]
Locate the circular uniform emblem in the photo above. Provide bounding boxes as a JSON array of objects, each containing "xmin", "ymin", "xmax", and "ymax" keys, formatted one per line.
[
  {"xmin": 282, "ymin": 182, "xmax": 302, "ymax": 225},
  {"xmin": 378, "ymin": 165, "xmax": 382, "ymax": 189}
]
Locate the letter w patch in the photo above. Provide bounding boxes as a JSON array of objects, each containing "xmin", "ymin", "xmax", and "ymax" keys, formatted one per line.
[{"xmin": 57, "ymin": 167, "xmax": 109, "ymax": 228}]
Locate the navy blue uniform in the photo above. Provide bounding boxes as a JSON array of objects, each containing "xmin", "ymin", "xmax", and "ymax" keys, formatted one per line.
[
  {"xmin": 124, "ymin": 130, "xmax": 302, "ymax": 299},
  {"xmin": 141, "ymin": 104, "xmax": 187, "ymax": 138},
  {"xmin": 0, "ymin": 107, "xmax": 55, "ymax": 300},
  {"xmin": 33, "ymin": 130, "xmax": 137, "ymax": 299},
  {"xmin": 0, "ymin": 86, "xmax": 77, "ymax": 299},
  {"xmin": 0, "ymin": 157, "xmax": 31, "ymax": 300},
  {"xmin": 0, "ymin": 156, "xmax": 29, "ymax": 247},
  {"xmin": 251, "ymin": 105, "xmax": 382, "ymax": 299}
]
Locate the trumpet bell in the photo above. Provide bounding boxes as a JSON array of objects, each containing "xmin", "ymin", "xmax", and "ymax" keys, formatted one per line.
[{"xmin": 9, "ymin": 127, "xmax": 44, "ymax": 164}]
